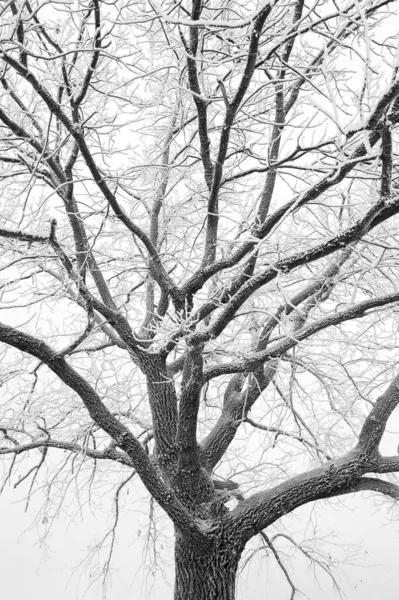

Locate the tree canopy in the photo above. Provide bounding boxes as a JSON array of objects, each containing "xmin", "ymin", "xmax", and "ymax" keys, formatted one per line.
[{"xmin": 1, "ymin": 0, "xmax": 399, "ymax": 598}]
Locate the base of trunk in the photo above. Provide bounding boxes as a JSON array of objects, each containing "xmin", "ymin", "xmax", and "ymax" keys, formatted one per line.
[{"xmin": 174, "ymin": 532, "xmax": 242, "ymax": 600}]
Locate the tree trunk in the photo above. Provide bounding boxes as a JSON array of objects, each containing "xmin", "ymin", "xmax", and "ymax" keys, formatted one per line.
[{"xmin": 174, "ymin": 531, "xmax": 242, "ymax": 600}]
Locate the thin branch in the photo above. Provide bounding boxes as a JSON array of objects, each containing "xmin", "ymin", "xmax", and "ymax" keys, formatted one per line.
[
  {"xmin": 260, "ymin": 531, "xmax": 297, "ymax": 600},
  {"xmin": 204, "ymin": 291, "xmax": 399, "ymax": 380}
]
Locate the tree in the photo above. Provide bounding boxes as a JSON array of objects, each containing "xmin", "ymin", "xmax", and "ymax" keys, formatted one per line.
[{"xmin": 1, "ymin": 0, "xmax": 399, "ymax": 597}]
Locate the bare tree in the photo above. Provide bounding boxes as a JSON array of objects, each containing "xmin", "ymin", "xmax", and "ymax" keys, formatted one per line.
[{"xmin": 2, "ymin": 0, "xmax": 399, "ymax": 598}]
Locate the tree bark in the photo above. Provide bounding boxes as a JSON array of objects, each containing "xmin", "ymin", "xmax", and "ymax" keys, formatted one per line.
[{"xmin": 174, "ymin": 530, "xmax": 242, "ymax": 600}]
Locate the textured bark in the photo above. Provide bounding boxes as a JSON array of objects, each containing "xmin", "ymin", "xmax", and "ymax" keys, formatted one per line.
[{"xmin": 174, "ymin": 531, "xmax": 242, "ymax": 600}]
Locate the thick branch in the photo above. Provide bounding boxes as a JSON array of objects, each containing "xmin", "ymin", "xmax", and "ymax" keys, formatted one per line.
[
  {"xmin": 228, "ymin": 370, "xmax": 399, "ymax": 542},
  {"xmin": 0, "ymin": 321, "xmax": 208, "ymax": 545},
  {"xmin": 176, "ymin": 341, "xmax": 204, "ymax": 477},
  {"xmin": 256, "ymin": 246, "xmax": 353, "ymax": 351},
  {"xmin": 145, "ymin": 356, "xmax": 179, "ymax": 472},
  {"xmin": 200, "ymin": 361, "xmax": 277, "ymax": 471},
  {"xmin": 228, "ymin": 451, "xmax": 364, "ymax": 542},
  {"xmin": 357, "ymin": 374, "xmax": 399, "ymax": 456}
]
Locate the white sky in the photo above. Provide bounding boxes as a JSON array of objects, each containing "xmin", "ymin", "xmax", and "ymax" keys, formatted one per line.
[{"xmin": 1, "ymin": 483, "xmax": 399, "ymax": 600}]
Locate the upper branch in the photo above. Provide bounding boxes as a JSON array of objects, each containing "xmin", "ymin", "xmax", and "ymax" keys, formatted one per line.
[
  {"xmin": 201, "ymin": 1, "xmax": 275, "ymax": 266},
  {"xmin": 184, "ymin": 0, "xmax": 214, "ymax": 189},
  {"xmin": 190, "ymin": 151, "xmax": 399, "ymax": 349},
  {"xmin": 255, "ymin": 246, "xmax": 353, "ymax": 352},
  {"xmin": 182, "ymin": 71, "xmax": 399, "ymax": 298},
  {"xmin": 0, "ymin": 52, "xmax": 180, "ymax": 306},
  {"xmin": 71, "ymin": 0, "xmax": 102, "ymax": 109},
  {"xmin": 204, "ymin": 290, "xmax": 399, "ymax": 380}
]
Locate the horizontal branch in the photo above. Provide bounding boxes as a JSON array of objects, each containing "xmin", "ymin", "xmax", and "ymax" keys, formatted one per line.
[
  {"xmin": 0, "ymin": 437, "xmax": 133, "ymax": 467},
  {"xmin": 346, "ymin": 476, "xmax": 399, "ymax": 500},
  {"xmin": 154, "ymin": 1, "xmax": 274, "ymax": 29},
  {"xmin": 0, "ymin": 226, "xmax": 48, "ymax": 244},
  {"xmin": 373, "ymin": 456, "xmax": 399, "ymax": 473},
  {"xmin": 228, "ymin": 451, "xmax": 359, "ymax": 541}
]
